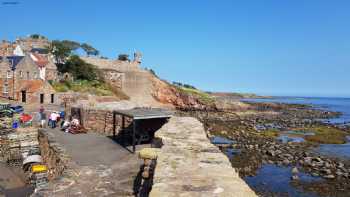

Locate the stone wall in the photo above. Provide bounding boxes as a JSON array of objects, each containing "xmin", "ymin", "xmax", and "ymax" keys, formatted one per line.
[
  {"xmin": 102, "ymin": 69, "xmax": 124, "ymax": 89},
  {"xmin": 45, "ymin": 68, "xmax": 58, "ymax": 81},
  {"xmin": 38, "ymin": 129, "xmax": 70, "ymax": 181},
  {"xmin": 71, "ymin": 107, "xmax": 132, "ymax": 136},
  {"xmin": 149, "ymin": 117, "xmax": 257, "ymax": 197}
]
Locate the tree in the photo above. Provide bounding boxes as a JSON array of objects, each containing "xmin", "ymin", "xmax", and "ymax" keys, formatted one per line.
[
  {"xmin": 118, "ymin": 54, "xmax": 129, "ymax": 61},
  {"xmin": 61, "ymin": 55, "xmax": 101, "ymax": 81},
  {"xmin": 81, "ymin": 43, "xmax": 99, "ymax": 56},
  {"xmin": 48, "ymin": 40, "xmax": 72, "ymax": 65},
  {"xmin": 61, "ymin": 40, "xmax": 81, "ymax": 51},
  {"xmin": 30, "ymin": 34, "xmax": 46, "ymax": 39},
  {"xmin": 30, "ymin": 34, "xmax": 40, "ymax": 39}
]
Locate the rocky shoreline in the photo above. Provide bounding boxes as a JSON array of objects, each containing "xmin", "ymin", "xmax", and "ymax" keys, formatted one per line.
[{"xmin": 178, "ymin": 101, "xmax": 350, "ymax": 197}]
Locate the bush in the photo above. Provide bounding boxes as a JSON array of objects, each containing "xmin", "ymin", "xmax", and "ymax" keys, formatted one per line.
[
  {"xmin": 118, "ymin": 54, "xmax": 129, "ymax": 61},
  {"xmin": 30, "ymin": 34, "xmax": 46, "ymax": 39}
]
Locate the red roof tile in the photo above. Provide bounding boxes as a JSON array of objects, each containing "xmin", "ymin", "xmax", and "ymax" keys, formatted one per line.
[{"xmin": 30, "ymin": 53, "xmax": 48, "ymax": 67}]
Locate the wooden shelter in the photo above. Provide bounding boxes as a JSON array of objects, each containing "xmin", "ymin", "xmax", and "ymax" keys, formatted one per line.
[{"xmin": 113, "ymin": 108, "xmax": 173, "ymax": 153}]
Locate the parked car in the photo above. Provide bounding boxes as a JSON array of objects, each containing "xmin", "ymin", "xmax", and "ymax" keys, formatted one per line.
[{"xmin": 10, "ymin": 105, "xmax": 24, "ymax": 113}]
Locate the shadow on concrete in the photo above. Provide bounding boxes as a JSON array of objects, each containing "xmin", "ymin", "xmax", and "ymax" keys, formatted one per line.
[
  {"xmin": 108, "ymin": 118, "xmax": 167, "ymax": 153},
  {"xmin": 133, "ymin": 162, "xmax": 156, "ymax": 197}
]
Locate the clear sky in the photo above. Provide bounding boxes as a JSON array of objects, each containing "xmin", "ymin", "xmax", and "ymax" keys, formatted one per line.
[{"xmin": 1, "ymin": 0, "xmax": 350, "ymax": 97}]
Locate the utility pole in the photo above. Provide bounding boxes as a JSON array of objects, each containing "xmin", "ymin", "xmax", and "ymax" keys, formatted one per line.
[
  {"xmin": 10, "ymin": 59, "xmax": 15, "ymax": 100},
  {"xmin": 12, "ymin": 69, "xmax": 15, "ymax": 100}
]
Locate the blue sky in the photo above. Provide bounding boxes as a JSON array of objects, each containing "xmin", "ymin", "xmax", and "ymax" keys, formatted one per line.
[{"xmin": 1, "ymin": 0, "xmax": 350, "ymax": 97}]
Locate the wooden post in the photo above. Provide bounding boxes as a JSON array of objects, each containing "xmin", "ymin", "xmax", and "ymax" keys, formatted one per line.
[
  {"xmin": 122, "ymin": 115, "xmax": 125, "ymax": 130},
  {"xmin": 113, "ymin": 111, "xmax": 116, "ymax": 137},
  {"xmin": 133, "ymin": 119, "xmax": 136, "ymax": 153}
]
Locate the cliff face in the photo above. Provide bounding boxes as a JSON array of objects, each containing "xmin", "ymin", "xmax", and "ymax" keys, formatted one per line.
[{"xmin": 151, "ymin": 76, "xmax": 216, "ymax": 110}]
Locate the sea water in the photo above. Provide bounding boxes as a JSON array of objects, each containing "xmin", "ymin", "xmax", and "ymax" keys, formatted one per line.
[{"xmin": 242, "ymin": 97, "xmax": 350, "ymax": 124}]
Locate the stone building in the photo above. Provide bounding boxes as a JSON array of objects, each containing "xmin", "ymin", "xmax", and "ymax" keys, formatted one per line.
[
  {"xmin": 0, "ymin": 36, "xmax": 58, "ymax": 104},
  {"xmin": 0, "ymin": 36, "xmax": 50, "ymax": 56},
  {"xmin": 80, "ymin": 52, "xmax": 142, "ymax": 90},
  {"xmin": 0, "ymin": 40, "xmax": 16, "ymax": 56},
  {"xmin": 0, "ymin": 52, "xmax": 58, "ymax": 104}
]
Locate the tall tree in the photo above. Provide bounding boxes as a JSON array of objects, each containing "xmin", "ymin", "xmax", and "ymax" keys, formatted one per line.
[
  {"xmin": 61, "ymin": 40, "xmax": 81, "ymax": 51},
  {"xmin": 48, "ymin": 40, "xmax": 71, "ymax": 65},
  {"xmin": 81, "ymin": 43, "xmax": 99, "ymax": 56}
]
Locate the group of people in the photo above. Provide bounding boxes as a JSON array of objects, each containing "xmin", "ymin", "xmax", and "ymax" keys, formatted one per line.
[
  {"xmin": 60, "ymin": 116, "xmax": 81, "ymax": 133},
  {"xmin": 38, "ymin": 106, "xmax": 84, "ymax": 134},
  {"xmin": 38, "ymin": 107, "xmax": 65, "ymax": 129}
]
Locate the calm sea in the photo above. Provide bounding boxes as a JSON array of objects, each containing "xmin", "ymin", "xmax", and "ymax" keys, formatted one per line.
[{"xmin": 242, "ymin": 97, "xmax": 350, "ymax": 124}]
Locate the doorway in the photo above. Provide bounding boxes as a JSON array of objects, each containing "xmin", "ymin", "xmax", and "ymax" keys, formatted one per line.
[
  {"xmin": 21, "ymin": 91, "xmax": 26, "ymax": 103},
  {"xmin": 51, "ymin": 94, "xmax": 54, "ymax": 104},
  {"xmin": 40, "ymin": 94, "xmax": 44, "ymax": 104}
]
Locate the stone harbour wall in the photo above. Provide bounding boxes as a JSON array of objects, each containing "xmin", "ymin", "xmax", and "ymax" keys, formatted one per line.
[
  {"xmin": 38, "ymin": 129, "xmax": 71, "ymax": 181},
  {"xmin": 150, "ymin": 117, "xmax": 257, "ymax": 197}
]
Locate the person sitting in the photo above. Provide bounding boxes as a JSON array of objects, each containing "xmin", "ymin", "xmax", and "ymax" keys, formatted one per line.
[{"xmin": 61, "ymin": 119, "xmax": 70, "ymax": 132}]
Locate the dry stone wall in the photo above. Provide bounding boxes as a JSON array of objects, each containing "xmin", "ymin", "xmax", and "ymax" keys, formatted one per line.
[
  {"xmin": 73, "ymin": 107, "xmax": 132, "ymax": 136},
  {"xmin": 38, "ymin": 129, "xmax": 71, "ymax": 181}
]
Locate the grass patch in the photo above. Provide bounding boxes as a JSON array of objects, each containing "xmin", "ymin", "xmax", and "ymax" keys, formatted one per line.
[
  {"xmin": 300, "ymin": 126, "xmax": 347, "ymax": 144},
  {"xmin": 259, "ymin": 129, "xmax": 279, "ymax": 138},
  {"xmin": 51, "ymin": 80, "xmax": 129, "ymax": 99},
  {"xmin": 175, "ymin": 86, "xmax": 215, "ymax": 105}
]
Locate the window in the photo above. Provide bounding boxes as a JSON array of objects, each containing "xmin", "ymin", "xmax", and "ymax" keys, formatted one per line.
[
  {"xmin": 40, "ymin": 94, "xmax": 44, "ymax": 104},
  {"xmin": 6, "ymin": 70, "xmax": 10, "ymax": 78},
  {"xmin": 27, "ymin": 71, "xmax": 30, "ymax": 80},
  {"xmin": 3, "ymin": 83, "xmax": 8, "ymax": 96},
  {"xmin": 51, "ymin": 94, "xmax": 55, "ymax": 103},
  {"xmin": 20, "ymin": 71, "xmax": 23, "ymax": 78},
  {"xmin": 34, "ymin": 72, "xmax": 38, "ymax": 79}
]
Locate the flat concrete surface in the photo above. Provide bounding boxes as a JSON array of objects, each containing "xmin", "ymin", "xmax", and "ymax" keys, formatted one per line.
[
  {"xmin": 42, "ymin": 129, "xmax": 151, "ymax": 196},
  {"xmin": 47, "ymin": 129, "xmax": 147, "ymax": 166}
]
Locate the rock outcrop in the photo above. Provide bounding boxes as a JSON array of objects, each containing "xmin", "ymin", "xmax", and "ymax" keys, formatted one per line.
[
  {"xmin": 150, "ymin": 117, "xmax": 256, "ymax": 197},
  {"xmin": 151, "ymin": 77, "xmax": 216, "ymax": 110}
]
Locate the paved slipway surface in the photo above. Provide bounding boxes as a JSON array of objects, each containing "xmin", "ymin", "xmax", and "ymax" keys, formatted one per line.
[{"xmin": 40, "ymin": 129, "xmax": 148, "ymax": 196}]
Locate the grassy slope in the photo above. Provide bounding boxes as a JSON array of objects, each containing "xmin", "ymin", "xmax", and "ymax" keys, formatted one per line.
[
  {"xmin": 51, "ymin": 80, "xmax": 129, "ymax": 99},
  {"xmin": 175, "ymin": 86, "xmax": 215, "ymax": 105}
]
